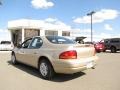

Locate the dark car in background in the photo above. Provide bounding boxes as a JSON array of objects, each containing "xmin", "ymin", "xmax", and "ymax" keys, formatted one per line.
[
  {"xmin": 102, "ymin": 38, "xmax": 120, "ymax": 53},
  {"xmin": 75, "ymin": 37, "xmax": 86, "ymax": 44}
]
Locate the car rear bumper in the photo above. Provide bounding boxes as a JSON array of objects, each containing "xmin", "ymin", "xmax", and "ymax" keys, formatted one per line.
[
  {"xmin": 0, "ymin": 46, "xmax": 13, "ymax": 51},
  {"xmin": 52, "ymin": 56, "xmax": 99, "ymax": 74},
  {"xmin": 96, "ymin": 48, "xmax": 105, "ymax": 52}
]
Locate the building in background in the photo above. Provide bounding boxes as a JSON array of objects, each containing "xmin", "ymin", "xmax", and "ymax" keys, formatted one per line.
[{"xmin": 8, "ymin": 19, "xmax": 71, "ymax": 46}]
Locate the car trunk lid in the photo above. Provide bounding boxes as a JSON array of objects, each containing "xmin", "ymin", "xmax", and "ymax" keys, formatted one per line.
[{"xmin": 72, "ymin": 44, "xmax": 95, "ymax": 59}]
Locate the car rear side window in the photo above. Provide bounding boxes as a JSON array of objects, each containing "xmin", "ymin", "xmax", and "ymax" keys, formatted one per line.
[
  {"xmin": 111, "ymin": 40, "xmax": 119, "ymax": 43},
  {"xmin": 46, "ymin": 36, "xmax": 76, "ymax": 44}
]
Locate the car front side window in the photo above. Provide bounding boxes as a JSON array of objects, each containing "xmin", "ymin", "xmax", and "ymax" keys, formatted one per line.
[
  {"xmin": 21, "ymin": 39, "xmax": 32, "ymax": 49},
  {"xmin": 28, "ymin": 37, "xmax": 43, "ymax": 49}
]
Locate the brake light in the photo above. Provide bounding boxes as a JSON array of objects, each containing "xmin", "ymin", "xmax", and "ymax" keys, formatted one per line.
[{"xmin": 59, "ymin": 50, "xmax": 77, "ymax": 59}]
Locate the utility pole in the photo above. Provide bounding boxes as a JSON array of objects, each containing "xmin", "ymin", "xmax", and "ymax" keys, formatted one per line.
[{"xmin": 87, "ymin": 11, "xmax": 95, "ymax": 43}]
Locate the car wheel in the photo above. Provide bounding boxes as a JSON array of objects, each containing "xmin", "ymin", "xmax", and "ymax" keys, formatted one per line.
[
  {"xmin": 11, "ymin": 53, "xmax": 17, "ymax": 64},
  {"xmin": 39, "ymin": 59, "xmax": 54, "ymax": 80},
  {"xmin": 111, "ymin": 47, "xmax": 116, "ymax": 53}
]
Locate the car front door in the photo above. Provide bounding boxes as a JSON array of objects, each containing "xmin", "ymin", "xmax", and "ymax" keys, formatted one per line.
[
  {"xmin": 15, "ymin": 38, "xmax": 32, "ymax": 64},
  {"xmin": 20, "ymin": 37, "xmax": 43, "ymax": 67}
]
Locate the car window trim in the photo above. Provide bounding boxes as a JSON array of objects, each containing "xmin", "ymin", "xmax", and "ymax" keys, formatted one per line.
[{"xmin": 28, "ymin": 37, "xmax": 43, "ymax": 49}]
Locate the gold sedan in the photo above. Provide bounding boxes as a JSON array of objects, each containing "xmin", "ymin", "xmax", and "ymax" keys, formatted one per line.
[{"xmin": 11, "ymin": 36, "xmax": 99, "ymax": 79}]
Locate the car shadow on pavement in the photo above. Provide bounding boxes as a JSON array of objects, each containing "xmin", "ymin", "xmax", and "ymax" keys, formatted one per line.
[
  {"xmin": 103, "ymin": 50, "xmax": 120, "ymax": 53},
  {"xmin": 52, "ymin": 72, "xmax": 86, "ymax": 82},
  {"xmin": 7, "ymin": 60, "xmax": 86, "ymax": 82},
  {"xmin": 7, "ymin": 60, "xmax": 40, "ymax": 77},
  {"xmin": 96, "ymin": 51, "xmax": 120, "ymax": 54}
]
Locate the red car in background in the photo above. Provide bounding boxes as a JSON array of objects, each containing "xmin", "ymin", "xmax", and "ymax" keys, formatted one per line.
[{"xmin": 94, "ymin": 42, "xmax": 105, "ymax": 53}]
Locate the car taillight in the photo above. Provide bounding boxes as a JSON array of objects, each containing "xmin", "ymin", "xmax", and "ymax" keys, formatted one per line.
[{"xmin": 59, "ymin": 50, "xmax": 77, "ymax": 59}]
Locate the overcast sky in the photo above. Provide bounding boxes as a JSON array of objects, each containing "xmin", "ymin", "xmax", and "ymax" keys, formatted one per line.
[{"xmin": 0, "ymin": 0, "xmax": 120, "ymax": 41}]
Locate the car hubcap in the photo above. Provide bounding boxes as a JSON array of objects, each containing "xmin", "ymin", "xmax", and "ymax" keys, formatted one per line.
[
  {"xmin": 40, "ymin": 63, "xmax": 48, "ymax": 77},
  {"xmin": 111, "ymin": 47, "xmax": 115, "ymax": 53}
]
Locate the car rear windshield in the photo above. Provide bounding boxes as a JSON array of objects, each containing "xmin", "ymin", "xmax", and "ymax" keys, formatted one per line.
[
  {"xmin": 1, "ymin": 41, "xmax": 11, "ymax": 44},
  {"xmin": 46, "ymin": 36, "xmax": 76, "ymax": 44}
]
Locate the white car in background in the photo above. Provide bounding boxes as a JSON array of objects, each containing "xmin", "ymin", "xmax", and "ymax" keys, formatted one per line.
[{"xmin": 0, "ymin": 41, "xmax": 14, "ymax": 51}]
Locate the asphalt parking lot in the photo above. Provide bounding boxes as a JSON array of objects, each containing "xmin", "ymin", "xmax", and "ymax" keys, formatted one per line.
[{"xmin": 0, "ymin": 51, "xmax": 120, "ymax": 90}]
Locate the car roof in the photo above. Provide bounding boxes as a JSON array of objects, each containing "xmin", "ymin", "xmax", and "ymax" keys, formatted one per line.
[
  {"xmin": 104, "ymin": 38, "xmax": 120, "ymax": 40},
  {"xmin": 33, "ymin": 36, "xmax": 65, "ymax": 38}
]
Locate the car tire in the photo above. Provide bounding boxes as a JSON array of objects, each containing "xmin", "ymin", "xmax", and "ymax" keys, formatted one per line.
[
  {"xmin": 111, "ymin": 47, "xmax": 116, "ymax": 53},
  {"xmin": 11, "ymin": 53, "xmax": 17, "ymax": 64},
  {"xmin": 39, "ymin": 59, "xmax": 54, "ymax": 80}
]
